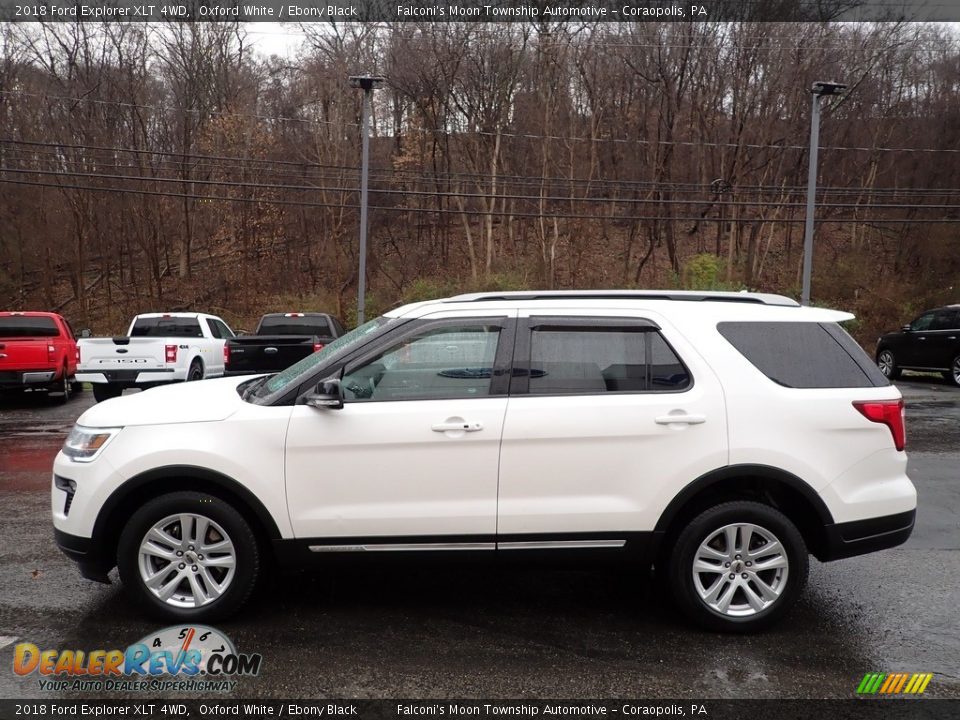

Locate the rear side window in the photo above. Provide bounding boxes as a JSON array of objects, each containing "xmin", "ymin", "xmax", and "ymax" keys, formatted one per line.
[
  {"xmin": 931, "ymin": 310, "xmax": 960, "ymax": 331},
  {"xmin": 0, "ymin": 316, "xmax": 59, "ymax": 337},
  {"xmin": 527, "ymin": 323, "xmax": 691, "ymax": 394},
  {"xmin": 258, "ymin": 316, "xmax": 332, "ymax": 337},
  {"xmin": 718, "ymin": 321, "xmax": 889, "ymax": 388},
  {"xmin": 130, "ymin": 317, "xmax": 203, "ymax": 338}
]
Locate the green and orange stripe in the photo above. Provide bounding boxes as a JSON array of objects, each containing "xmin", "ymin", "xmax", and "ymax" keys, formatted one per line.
[{"xmin": 857, "ymin": 672, "xmax": 933, "ymax": 695}]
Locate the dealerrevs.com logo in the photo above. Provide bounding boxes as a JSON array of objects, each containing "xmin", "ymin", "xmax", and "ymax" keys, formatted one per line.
[{"xmin": 12, "ymin": 625, "xmax": 261, "ymax": 692}]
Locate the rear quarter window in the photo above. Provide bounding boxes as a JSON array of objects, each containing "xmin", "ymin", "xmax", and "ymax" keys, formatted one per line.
[{"xmin": 717, "ymin": 321, "xmax": 889, "ymax": 389}]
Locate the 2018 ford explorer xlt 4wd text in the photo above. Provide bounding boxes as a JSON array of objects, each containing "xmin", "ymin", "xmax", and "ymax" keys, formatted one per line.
[{"xmin": 52, "ymin": 291, "xmax": 916, "ymax": 631}]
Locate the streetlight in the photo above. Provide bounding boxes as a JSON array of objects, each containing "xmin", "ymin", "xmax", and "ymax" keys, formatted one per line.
[
  {"xmin": 349, "ymin": 74, "xmax": 385, "ymax": 325},
  {"xmin": 801, "ymin": 80, "xmax": 846, "ymax": 306}
]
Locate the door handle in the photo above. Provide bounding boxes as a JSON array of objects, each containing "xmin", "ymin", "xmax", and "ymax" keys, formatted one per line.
[
  {"xmin": 949, "ymin": 336, "xmax": 957, "ymax": 341},
  {"xmin": 432, "ymin": 420, "xmax": 483, "ymax": 432},
  {"xmin": 655, "ymin": 414, "xmax": 706, "ymax": 425}
]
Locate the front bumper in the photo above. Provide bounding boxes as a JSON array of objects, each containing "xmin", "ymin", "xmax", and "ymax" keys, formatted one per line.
[
  {"xmin": 817, "ymin": 509, "xmax": 916, "ymax": 561},
  {"xmin": 53, "ymin": 529, "xmax": 112, "ymax": 583}
]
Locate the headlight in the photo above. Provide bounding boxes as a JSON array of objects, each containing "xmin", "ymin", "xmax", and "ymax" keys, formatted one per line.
[{"xmin": 62, "ymin": 426, "xmax": 121, "ymax": 462}]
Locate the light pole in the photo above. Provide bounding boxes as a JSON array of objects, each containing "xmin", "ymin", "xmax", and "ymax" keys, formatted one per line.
[
  {"xmin": 801, "ymin": 80, "xmax": 846, "ymax": 306},
  {"xmin": 349, "ymin": 75, "xmax": 384, "ymax": 325}
]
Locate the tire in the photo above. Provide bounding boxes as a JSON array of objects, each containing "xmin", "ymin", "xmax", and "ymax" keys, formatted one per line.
[
  {"xmin": 877, "ymin": 349, "xmax": 901, "ymax": 380},
  {"xmin": 56, "ymin": 368, "xmax": 71, "ymax": 403},
  {"xmin": 949, "ymin": 356, "xmax": 960, "ymax": 388},
  {"xmin": 668, "ymin": 501, "xmax": 808, "ymax": 633},
  {"xmin": 71, "ymin": 381, "xmax": 84, "ymax": 394},
  {"xmin": 92, "ymin": 384, "xmax": 122, "ymax": 403},
  {"xmin": 117, "ymin": 491, "xmax": 260, "ymax": 622},
  {"xmin": 187, "ymin": 360, "xmax": 204, "ymax": 382}
]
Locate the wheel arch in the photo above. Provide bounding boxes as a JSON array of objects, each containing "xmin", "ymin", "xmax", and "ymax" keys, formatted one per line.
[
  {"xmin": 92, "ymin": 465, "xmax": 282, "ymax": 565},
  {"xmin": 654, "ymin": 465, "xmax": 835, "ymax": 560}
]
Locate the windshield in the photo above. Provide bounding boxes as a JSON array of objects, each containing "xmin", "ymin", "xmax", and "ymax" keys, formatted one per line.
[{"xmin": 249, "ymin": 316, "xmax": 394, "ymax": 401}]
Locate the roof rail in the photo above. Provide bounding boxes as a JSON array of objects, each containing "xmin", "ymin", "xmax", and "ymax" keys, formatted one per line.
[{"xmin": 443, "ymin": 290, "xmax": 800, "ymax": 307}]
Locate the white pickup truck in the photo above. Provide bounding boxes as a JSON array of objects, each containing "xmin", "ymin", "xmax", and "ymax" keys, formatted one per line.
[{"xmin": 76, "ymin": 312, "xmax": 235, "ymax": 402}]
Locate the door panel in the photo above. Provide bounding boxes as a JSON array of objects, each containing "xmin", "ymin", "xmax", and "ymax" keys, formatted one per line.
[
  {"xmin": 497, "ymin": 311, "xmax": 728, "ymax": 536},
  {"xmin": 284, "ymin": 312, "xmax": 516, "ymax": 540}
]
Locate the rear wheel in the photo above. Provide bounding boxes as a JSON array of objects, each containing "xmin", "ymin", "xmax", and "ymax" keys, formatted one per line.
[
  {"xmin": 949, "ymin": 355, "xmax": 960, "ymax": 387},
  {"xmin": 187, "ymin": 360, "xmax": 204, "ymax": 382},
  {"xmin": 877, "ymin": 349, "xmax": 901, "ymax": 380},
  {"xmin": 92, "ymin": 384, "xmax": 122, "ymax": 403},
  {"xmin": 668, "ymin": 501, "xmax": 808, "ymax": 632},
  {"xmin": 117, "ymin": 491, "xmax": 260, "ymax": 621},
  {"xmin": 71, "ymin": 381, "xmax": 84, "ymax": 394},
  {"xmin": 56, "ymin": 369, "xmax": 71, "ymax": 403}
]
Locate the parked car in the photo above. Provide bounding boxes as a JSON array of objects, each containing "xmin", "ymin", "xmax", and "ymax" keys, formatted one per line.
[
  {"xmin": 52, "ymin": 290, "xmax": 915, "ymax": 631},
  {"xmin": 76, "ymin": 312, "xmax": 235, "ymax": 402},
  {"xmin": 0, "ymin": 311, "xmax": 82, "ymax": 402},
  {"xmin": 876, "ymin": 304, "xmax": 960, "ymax": 386},
  {"xmin": 224, "ymin": 312, "xmax": 346, "ymax": 376}
]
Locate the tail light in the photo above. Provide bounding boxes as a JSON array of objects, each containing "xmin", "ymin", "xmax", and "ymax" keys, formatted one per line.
[
  {"xmin": 313, "ymin": 343, "xmax": 324, "ymax": 353},
  {"xmin": 165, "ymin": 344, "xmax": 178, "ymax": 363},
  {"xmin": 47, "ymin": 344, "xmax": 56, "ymax": 363},
  {"xmin": 75, "ymin": 346, "xmax": 80, "ymax": 364},
  {"xmin": 223, "ymin": 344, "xmax": 230, "ymax": 365},
  {"xmin": 853, "ymin": 399, "xmax": 905, "ymax": 451}
]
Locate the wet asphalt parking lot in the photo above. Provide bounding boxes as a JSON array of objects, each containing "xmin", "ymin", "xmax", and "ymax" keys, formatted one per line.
[{"xmin": 0, "ymin": 379, "xmax": 957, "ymax": 701}]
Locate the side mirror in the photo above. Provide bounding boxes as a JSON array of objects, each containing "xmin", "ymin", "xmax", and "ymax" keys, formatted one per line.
[
  {"xmin": 79, "ymin": 329, "xmax": 92, "ymax": 338},
  {"xmin": 303, "ymin": 378, "xmax": 343, "ymax": 410},
  {"xmin": 901, "ymin": 325, "xmax": 911, "ymax": 332}
]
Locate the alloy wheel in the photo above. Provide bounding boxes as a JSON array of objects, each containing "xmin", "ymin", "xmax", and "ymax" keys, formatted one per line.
[
  {"xmin": 692, "ymin": 522, "xmax": 789, "ymax": 617},
  {"xmin": 138, "ymin": 513, "xmax": 237, "ymax": 608}
]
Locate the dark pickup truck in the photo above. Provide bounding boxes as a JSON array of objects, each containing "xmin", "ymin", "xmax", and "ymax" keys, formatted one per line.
[{"xmin": 224, "ymin": 312, "xmax": 346, "ymax": 376}]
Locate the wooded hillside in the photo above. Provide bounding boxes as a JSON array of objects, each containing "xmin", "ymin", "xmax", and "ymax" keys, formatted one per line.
[{"xmin": 1, "ymin": 21, "xmax": 958, "ymax": 341}]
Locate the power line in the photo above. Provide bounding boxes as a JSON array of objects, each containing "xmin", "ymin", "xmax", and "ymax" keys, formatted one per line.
[
  {"xmin": 1, "ymin": 175, "xmax": 957, "ymax": 225},
  {"xmin": 6, "ymin": 164, "xmax": 960, "ymax": 211},
  {"xmin": 6, "ymin": 90, "xmax": 960, "ymax": 154},
  {"xmin": 6, "ymin": 138, "xmax": 960, "ymax": 198}
]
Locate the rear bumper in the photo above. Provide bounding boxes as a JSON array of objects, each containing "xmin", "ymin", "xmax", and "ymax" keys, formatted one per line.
[
  {"xmin": 0, "ymin": 369, "xmax": 57, "ymax": 388},
  {"xmin": 817, "ymin": 509, "xmax": 915, "ymax": 561},
  {"xmin": 76, "ymin": 368, "xmax": 180, "ymax": 385},
  {"xmin": 53, "ymin": 529, "xmax": 112, "ymax": 583}
]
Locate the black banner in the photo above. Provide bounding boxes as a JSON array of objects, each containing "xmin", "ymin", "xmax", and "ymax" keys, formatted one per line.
[
  {"xmin": 0, "ymin": 0, "xmax": 956, "ymax": 23},
  {"xmin": 1, "ymin": 700, "xmax": 959, "ymax": 720}
]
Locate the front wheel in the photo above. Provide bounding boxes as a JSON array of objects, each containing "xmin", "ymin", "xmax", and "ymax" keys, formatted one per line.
[
  {"xmin": 668, "ymin": 501, "xmax": 808, "ymax": 632},
  {"xmin": 117, "ymin": 491, "xmax": 260, "ymax": 621},
  {"xmin": 877, "ymin": 349, "xmax": 901, "ymax": 380}
]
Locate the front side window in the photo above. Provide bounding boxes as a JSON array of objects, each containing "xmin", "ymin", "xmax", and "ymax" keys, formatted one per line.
[
  {"xmin": 526, "ymin": 323, "xmax": 691, "ymax": 394},
  {"xmin": 214, "ymin": 319, "xmax": 235, "ymax": 338},
  {"xmin": 342, "ymin": 323, "xmax": 502, "ymax": 402},
  {"xmin": 910, "ymin": 313, "xmax": 935, "ymax": 331}
]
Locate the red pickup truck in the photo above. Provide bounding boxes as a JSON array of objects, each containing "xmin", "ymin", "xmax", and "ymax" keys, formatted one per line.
[{"xmin": 0, "ymin": 311, "xmax": 82, "ymax": 402}]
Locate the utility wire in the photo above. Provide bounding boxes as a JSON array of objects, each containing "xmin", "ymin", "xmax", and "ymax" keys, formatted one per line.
[{"xmin": 1, "ymin": 176, "xmax": 957, "ymax": 225}]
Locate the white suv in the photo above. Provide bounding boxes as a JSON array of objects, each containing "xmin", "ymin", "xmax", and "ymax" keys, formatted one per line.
[{"xmin": 52, "ymin": 291, "xmax": 916, "ymax": 631}]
